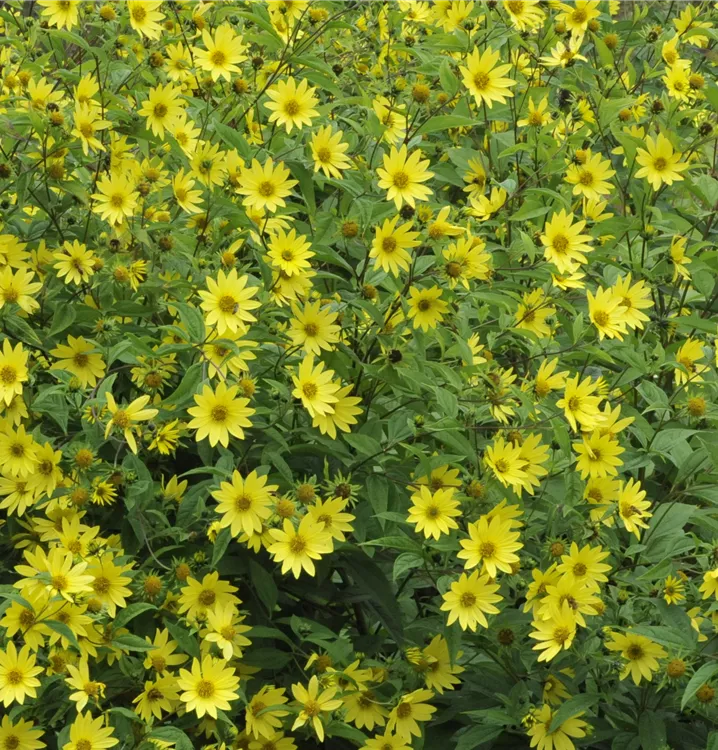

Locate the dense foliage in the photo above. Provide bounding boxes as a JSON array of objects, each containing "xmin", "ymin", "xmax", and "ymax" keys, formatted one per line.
[{"xmin": 1, "ymin": 1, "xmax": 718, "ymax": 749}]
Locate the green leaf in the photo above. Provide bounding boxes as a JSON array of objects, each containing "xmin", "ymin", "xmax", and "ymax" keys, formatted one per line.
[
  {"xmin": 114, "ymin": 603, "xmax": 157, "ymax": 629},
  {"xmin": 212, "ymin": 527, "xmax": 232, "ymax": 567},
  {"xmin": 681, "ymin": 663, "xmax": 718, "ymax": 709},
  {"xmin": 439, "ymin": 58, "xmax": 459, "ymax": 97},
  {"xmin": 638, "ymin": 712, "xmax": 666, "ymax": 749},
  {"xmin": 250, "ymin": 560, "xmax": 278, "ymax": 615},
  {"xmin": 166, "ymin": 620, "xmax": 200, "ymax": 659},
  {"xmin": 113, "ymin": 634, "xmax": 155, "ymax": 652},
  {"xmin": 548, "ymin": 694, "xmax": 599, "ymax": 732},
  {"xmin": 175, "ymin": 302, "xmax": 205, "ymax": 343},
  {"xmin": 149, "ymin": 727, "xmax": 194, "ymax": 750},
  {"xmin": 454, "ymin": 725, "xmax": 504, "ymax": 749},
  {"xmin": 44, "ymin": 619, "xmax": 81, "ymax": 650}
]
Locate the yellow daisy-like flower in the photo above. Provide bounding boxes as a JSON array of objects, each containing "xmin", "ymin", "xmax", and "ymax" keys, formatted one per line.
[
  {"xmin": 0, "ymin": 716, "xmax": 46, "ymax": 750},
  {"xmin": 0, "ymin": 642, "xmax": 43, "ymax": 706},
  {"xmin": 291, "ymin": 675, "xmax": 343, "ymax": 742},
  {"xmin": 460, "ymin": 46, "xmax": 516, "ymax": 108},
  {"xmin": 0, "ymin": 339, "xmax": 29, "ymax": 406},
  {"xmin": 187, "ymin": 382, "xmax": 256, "ymax": 447},
  {"xmin": 92, "ymin": 172, "xmax": 138, "ymax": 225},
  {"xmin": 178, "ymin": 572, "xmax": 240, "ymax": 621},
  {"xmin": 310, "ymin": 126, "xmax": 352, "ymax": 179},
  {"xmin": 212, "ymin": 469, "xmax": 278, "ymax": 537},
  {"xmin": 288, "ymin": 300, "xmax": 341, "ymax": 355},
  {"xmin": 605, "ymin": 631, "xmax": 667, "ymax": 685},
  {"xmin": 291, "ymin": 354, "xmax": 341, "ymax": 418},
  {"xmin": 198, "ymin": 269, "xmax": 261, "ymax": 335},
  {"xmin": 310, "ymin": 384, "xmax": 363, "ymax": 439},
  {"xmin": 267, "ymin": 515, "xmax": 333, "ymax": 578},
  {"xmin": 50, "ymin": 336, "xmax": 106, "ymax": 388},
  {"xmin": 104, "ymin": 393, "xmax": 158, "ymax": 454},
  {"xmin": 62, "ymin": 712, "xmax": 118, "ymax": 750},
  {"xmin": 440, "ymin": 570, "xmax": 502, "ymax": 631},
  {"xmin": 245, "ymin": 685, "xmax": 289, "ymax": 739},
  {"xmin": 132, "ymin": 676, "xmax": 180, "ymax": 723},
  {"xmin": 564, "ymin": 150, "xmax": 616, "ymax": 201},
  {"xmin": 177, "ymin": 655, "xmax": 240, "ymax": 718},
  {"xmin": 407, "ymin": 285, "xmax": 448, "ymax": 331},
  {"xmin": 370, "ymin": 216, "xmax": 420, "ymax": 276},
  {"xmin": 193, "ymin": 23, "xmax": 247, "ymax": 81},
  {"xmin": 635, "ymin": 133, "xmax": 689, "ymax": 190},
  {"xmin": 267, "ymin": 228, "xmax": 315, "ymax": 277},
  {"xmin": 237, "ymin": 158, "xmax": 298, "ymax": 213},
  {"xmin": 458, "ymin": 515, "xmax": 523, "ymax": 577},
  {"xmin": 377, "ymin": 145, "xmax": 434, "ymax": 209},
  {"xmin": 53, "ymin": 240, "xmax": 96, "ymax": 286},
  {"xmin": 556, "ymin": 374, "xmax": 604, "ymax": 433},
  {"xmin": 526, "ymin": 704, "xmax": 588, "ymax": 750},
  {"xmin": 38, "ymin": 0, "xmax": 80, "ymax": 29},
  {"xmin": 127, "ymin": 1, "xmax": 165, "ymax": 39},
  {"xmin": 139, "ymin": 83, "xmax": 184, "ymax": 138},
  {"xmin": 407, "ymin": 485, "xmax": 461, "ymax": 540},
  {"xmin": 86, "ymin": 553, "xmax": 133, "ymax": 617},
  {"xmin": 530, "ymin": 602, "xmax": 577, "ymax": 662},
  {"xmin": 541, "ymin": 210, "xmax": 594, "ymax": 274},
  {"xmin": 265, "ymin": 77, "xmax": 319, "ymax": 133}
]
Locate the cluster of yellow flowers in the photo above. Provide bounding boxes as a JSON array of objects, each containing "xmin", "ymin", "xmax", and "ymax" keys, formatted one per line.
[{"xmin": 0, "ymin": 2, "xmax": 718, "ymax": 750}]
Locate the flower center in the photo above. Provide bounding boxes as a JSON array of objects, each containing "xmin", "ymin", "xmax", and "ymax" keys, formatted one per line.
[
  {"xmin": 304, "ymin": 699, "xmax": 321, "ymax": 717},
  {"xmin": 417, "ymin": 299, "xmax": 432, "ymax": 312},
  {"xmin": 626, "ymin": 644, "xmax": 644, "ymax": 660},
  {"xmin": 74, "ymin": 352, "xmax": 90, "ymax": 367},
  {"xmin": 196, "ymin": 679, "xmax": 215, "ymax": 699},
  {"xmin": 6, "ymin": 669, "xmax": 23, "ymax": 685},
  {"xmin": 153, "ymin": 103, "xmax": 168, "ymax": 118},
  {"xmin": 289, "ymin": 535, "xmax": 307, "ymax": 554},
  {"xmin": 198, "ymin": 589, "xmax": 216, "ymax": 606},
  {"xmin": 302, "ymin": 382, "xmax": 318, "ymax": 399},
  {"xmin": 653, "ymin": 157, "xmax": 667, "ymax": 172},
  {"xmin": 382, "ymin": 237, "xmax": 397, "ymax": 253},
  {"xmin": 553, "ymin": 626, "xmax": 570, "ymax": 644},
  {"xmin": 112, "ymin": 410, "xmax": 130, "ymax": 428},
  {"xmin": 93, "ymin": 576, "xmax": 111, "ymax": 594},
  {"xmin": 473, "ymin": 72, "xmax": 491, "ymax": 90},
  {"xmin": 392, "ymin": 171, "xmax": 410, "ymax": 189},
  {"xmin": 479, "ymin": 541, "xmax": 496, "ymax": 558},
  {"xmin": 593, "ymin": 310, "xmax": 609, "ymax": 326},
  {"xmin": 460, "ymin": 592, "xmax": 476, "ymax": 608},
  {"xmin": 573, "ymin": 562, "xmax": 587, "ymax": 577},
  {"xmin": 396, "ymin": 702, "xmax": 412, "ymax": 719},
  {"xmin": 303, "ymin": 322, "xmax": 318, "ymax": 337},
  {"xmin": 210, "ymin": 50, "xmax": 227, "ymax": 66},
  {"xmin": 316, "ymin": 147, "xmax": 332, "ymax": 163},
  {"xmin": 578, "ymin": 170, "xmax": 594, "ymax": 186},
  {"xmin": 218, "ymin": 294, "xmax": 237, "ymax": 313},
  {"xmin": 0, "ymin": 365, "xmax": 17, "ymax": 384},
  {"xmin": 552, "ymin": 234, "xmax": 569, "ymax": 253},
  {"xmin": 284, "ymin": 99, "xmax": 301, "ymax": 116},
  {"xmin": 258, "ymin": 180, "xmax": 275, "ymax": 197}
]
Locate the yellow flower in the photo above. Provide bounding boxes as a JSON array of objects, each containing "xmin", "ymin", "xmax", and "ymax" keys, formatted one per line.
[
  {"xmin": 177, "ymin": 655, "xmax": 240, "ymax": 718},
  {"xmin": 306, "ymin": 497, "xmax": 355, "ymax": 542},
  {"xmin": 310, "ymin": 384, "xmax": 363, "ymax": 438},
  {"xmin": 484, "ymin": 436, "xmax": 529, "ymax": 492},
  {"xmin": 268, "ymin": 515, "xmax": 333, "ymax": 578},
  {"xmin": 376, "ymin": 145, "xmax": 434, "ymax": 209},
  {"xmin": 557, "ymin": 542, "xmax": 611, "ymax": 590},
  {"xmin": 92, "ymin": 172, "xmax": 138, "ymax": 225},
  {"xmin": 62, "ymin": 712, "xmax": 117, "ymax": 750},
  {"xmin": 515, "ymin": 288, "xmax": 556, "ymax": 338},
  {"xmin": 0, "ymin": 642, "xmax": 43, "ymax": 706},
  {"xmin": 65, "ymin": 660, "xmax": 106, "ymax": 711},
  {"xmin": 605, "ymin": 631, "xmax": 667, "ymax": 685},
  {"xmin": 663, "ymin": 574, "xmax": 685, "ymax": 605},
  {"xmin": 371, "ymin": 216, "xmax": 420, "ymax": 276},
  {"xmin": 407, "ymin": 485, "xmax": 461, "ymax": 540},
  {"xmin": 540, "ymin": 210, "xmax": 593, "ymax": 274},
  {"xmin": 440, "ymin": 570, "xmax": 502, "ymax": 631},
  {"xmin": 557, "ymin": 0, "xmax": 600, "ymax": 36},
  {"xmin": 144, "ymin": 628, "xmax": 189, "ymax": 673},
  {"xmin": 15, "ymin": 546, "xmax": 94, "ymax": 601},
  {"xmin": 193, "ymin": 23, "xmax": 247, "ymax": 81},
  {"xmin": 310, "ymin": 126, "xmax": 352, "ymax": 178},
  {"xmin": 104, "ymin": 393, "xmax": 158, "ymax": 454},
  {"xmin": 361, "ymin": 732, "xmax": 411, "ymax": 750},
  {"xmin": 0, "ymin": 425, "xmax": 38, "ymax": 478},
  {"xmin": 288, "ymin": 300, "xmax": 341, "ymax": 355},
  {"xmin": 407, "ymin": 285, "xmax": 448, "ymax": 331},
  {"xmin": 127, "ymin": 1, "xmax": 165, "ymax": 39},
  {"xmin": 373, "ymin": 96, "xmax": 408, "ymax": 143},
  {"xmin": 139, "ymin": 83, "xmax": 184, "ymax": 138},
  {"xmin": 291, "ymin": 675, "xmax": 343, "ymax": 742},
  {"xmin": 245, "ymin": 685, "xmax": 290, "ymax": 739},
  {"xmin": 212, "ymin": 469, "xmax": 277, "ymax": 537},
  {"xmin": 50, "ymin": 336, "xmax": 106, "ymax": 388},
  {"xmin": 0, "ymin": 339, "xmax": 29, "ymax": 406},
  {"xmin": 267, "ymin": 229, "xmax": 315, "ymax": 277},
  {"xmin": 265, "ymin": 77, "xmax": 319, "ymax": 133},
  {"xmin": 503, "ymin": 0, "xmax": 545, "ymax": 31},
  {"xmin": 386, "ymin": 689, "xmax": 436, "ymax": 740},
  {"xmin": 53, "ymin": 240, "xmax": 96, "ymax": 286},
  {"xmin": 700, "ymin": 569, "xmax": 718, "ymax": 600},
  {"xmin": 72, "ymin": 102, "xmax": 111, "ymax": 155},
  {"xmin": 460, "ymin": 46, "xmax": 516, "ymax": 108},
  {"xmin": 237, "ymin": 158, "xmax": 298, "ymax": 213},
  {"xmin": 291, "ymin": 354, "xmax": 341, "ymax": 418},
  {"xmin": 178, "ymin": 572, "xmax": 240, "ymax": 621},
  {"xmin": 173, "ymin": 168, "xmax": 203, "ymax": 214},
  {"xmin": 38, "ymin": 0, "xmax": 81, "ymax": 29},
  {"xmin": 458, "ymin": 515, "xmax": 523, "ymax": 577},
  {"xmin": 0, "ymin": 716, "xmax": 46, "ymax": 750},
  {"xmin": 202, "ymin": 603, "xmax": 252, "ymax": 660},
  {"xmin": 188, "ymin": 382, "xmax": 255, "ymax": 447},
  {"xmin": 132, "ymin": 676, "xmax": 179, "ymax": 722},
  {"xmin": 86, "ymin": 553, "xmax": 133, "ymax": 617},
  {"xmin": 530, "ymin": 602, "xmax": 577, "ymax": 662},
  {"xmin": 587, "ymin": 286, "xmax": 629, "ymax": 341},
  {"xmin": 526, "ymin": 704, "xmax": 588, "ymax": 750},
  {"xmin": 198, "ymin": 269, "xmax": 261, "ymax": 335},
  {"xmin": 616, "ymin": 478, "xmax": 652, "ymax": 538},
  {"xmin": 635, "ymin": 133, "xmax": 689, "ymax": 190},
  {"xmin": 674, "ymin": 338, "xmax": 708, "ymax": 386},
  {"xmin": 564, "ymin": 150, "xmax": 615, "ymax": 201},
  {"xmin": 557, "ymin": 375, "xmax": 604, "ymax": 433}
]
